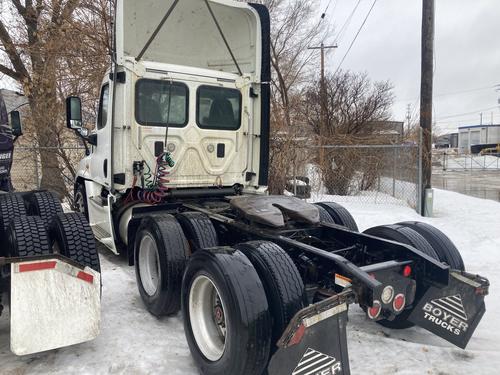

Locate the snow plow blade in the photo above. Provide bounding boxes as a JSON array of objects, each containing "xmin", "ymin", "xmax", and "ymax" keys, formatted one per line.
[
  {"xmin": 9, "ymin": 256, "xmax": 100, "ymax": 355},
  {"xmin": 268, "ymin": 291, "xmax": 351, "ymax": 375},
  {"xmin": 408, "ymin": 270, "xmax": 489, "ymax": 349}
]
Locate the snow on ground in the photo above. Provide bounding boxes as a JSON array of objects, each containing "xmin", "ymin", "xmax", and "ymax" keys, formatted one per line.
[{"xmin": 1, "ymin": 189, "xmax": 500, "ymax": 374}]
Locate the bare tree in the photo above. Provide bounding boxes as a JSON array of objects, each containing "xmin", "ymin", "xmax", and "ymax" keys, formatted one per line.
[
  {"xmin": 301, "ymin": 71, "xmax": 394, "ymax": 194},
  {"xmin": 303, "ymin": 71, "xmax": 394, "ymax": 139},
  {"xmin": 0, "ymin": 0, "xmax": 111, "ymax": 197},
  {"xmin": 258, "ymin": 0, "xmax": 329, "ymax": 193}
]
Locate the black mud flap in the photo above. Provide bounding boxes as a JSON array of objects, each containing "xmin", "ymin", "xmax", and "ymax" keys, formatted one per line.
[
  {"xmin": 408, "ymin": 271, "xmax": 489, "ymax": 349},
  {"xmin": 268, "ymin": 291, "xmax": 351, "ymax": 375}
]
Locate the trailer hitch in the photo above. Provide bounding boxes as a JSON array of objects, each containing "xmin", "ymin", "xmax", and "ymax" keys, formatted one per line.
[{"xmin": 268, "ymin": 290, "xmax": 354, "ymax": 375}]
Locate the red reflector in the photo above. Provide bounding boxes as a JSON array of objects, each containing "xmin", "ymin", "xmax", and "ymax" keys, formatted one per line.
[
  {"xmin": 288, "ymin": 324, "xmax": 306, "ymax": 346},
  {"xmin": 403, "ymin": 265, "xmax": 412, "ymax": 277},
  {"xmin": 19, "ymin": 261, "xmax": 57, "ymax": 273},
  {"xmin": 393, "ymin": 294, "xmax": 406, "ymax": 312},
  {"xmin": 77, "ymin": 271, "xmax": 94, "ymax": 284},
  {"xmin": 367, "ymin": 301, "xmax": 381, "ymax": 320}
]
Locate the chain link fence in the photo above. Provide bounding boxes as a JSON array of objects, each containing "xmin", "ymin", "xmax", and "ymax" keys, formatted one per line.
[
  {"xmin": 10, "ymin": 144, "xmax": 420, "ymax": 209},
  {"xmin": 288, "ymin": 144, "xmax": 421, "ymax": 209},
  {"xmin": 434, "ymin": 150, "xmax": 500, "ymax": 171},
  {"xmin": 11, "ymin": 146, "xmax": 87, "ymax": 200}
]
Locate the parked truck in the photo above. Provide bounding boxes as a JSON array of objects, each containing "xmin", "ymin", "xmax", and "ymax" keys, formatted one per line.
[
  {"xmin": 67, "ymin": 1, "xmax": 489, "ymax": 374},
  {"xmin": 0, "ymin": 92, "xmax": 101, "ymax": 356}
]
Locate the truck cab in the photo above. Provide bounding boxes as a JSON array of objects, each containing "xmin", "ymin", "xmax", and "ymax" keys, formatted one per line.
[
  {"xmin": 0, "ymin": 92, "xmax": 23, "ymax": 193},
  {"xmin": 69, "ymin": 0, "xmax": 270, "ymax": 252}
]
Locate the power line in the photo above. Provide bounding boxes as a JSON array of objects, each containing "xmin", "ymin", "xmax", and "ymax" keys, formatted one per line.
[
  {"xmin": 395, "ymin": 84, "xmax": 497, "ymax": 103},
  {"xmin": 435, "ymin": 106, "xmax": 499, "ymax": 121},
  {"xmin": 333, "ymin": 0, "xmax": 362, "ymax": 45},
  {"xmin": 321, "ymin": 0, "xmax": 335, "ymax": 19},
  {"xmin": 334, "ymin": 0, "xmax": 378, "ymax": 75}
]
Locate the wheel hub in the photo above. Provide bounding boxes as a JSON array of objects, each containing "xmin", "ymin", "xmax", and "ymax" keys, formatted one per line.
[
  {"xmin": 138, "ymin": 233, "xmax": 160, "ymax": 297},
  {"xmin": 189, "ymin": 275, "xmax": 227, "ymax": 362}
]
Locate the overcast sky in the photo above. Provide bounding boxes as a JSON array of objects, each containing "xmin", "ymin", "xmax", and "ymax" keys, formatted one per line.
[{"xmin": 320, "ymin": 0, "xmax": 500, "ymax": 134}]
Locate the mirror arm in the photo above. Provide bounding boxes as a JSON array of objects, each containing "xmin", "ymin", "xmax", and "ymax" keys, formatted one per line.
[{"xmin": 74, "ymin": 129, "xmax": 90, "ymax": 156}]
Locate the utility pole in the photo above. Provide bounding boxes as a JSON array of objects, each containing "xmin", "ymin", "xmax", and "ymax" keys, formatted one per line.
[
  {"xmin": 406, "ymin": 104, "xmax": 412, "ymax": 136},
  {"xmin": 419, "ymin": 0, "xmax": 435, "ymax": 216},
  {"xmin": 308, "ymin": 43, "xmax": 337, "ymax": 135}
]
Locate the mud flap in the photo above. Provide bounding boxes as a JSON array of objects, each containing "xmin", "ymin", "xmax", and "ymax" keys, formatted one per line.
[
  {"xmin": 268, "ymin": 292, "xmax": 351, "ymax": 375},
  {"xmin": 408, "ymin": 271, "xmax": 489, "ymax": 349},
  {"xmin": 10, "ymin": 258, "xmax": 101, "ymax": 355}
]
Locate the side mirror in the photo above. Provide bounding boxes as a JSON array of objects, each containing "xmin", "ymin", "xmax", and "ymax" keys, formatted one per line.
[
  {"xmin": 10, "ymin": 111, "xmax": 23, "ymax": 137},
  {"xmin": 66, "ymin": 96, "xmax": 83, "ymax": 130}
]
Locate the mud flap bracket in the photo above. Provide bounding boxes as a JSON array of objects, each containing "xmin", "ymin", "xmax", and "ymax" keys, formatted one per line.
[{"xmin": 268, "ymin": 291, "xmax": 352, "ymax": 375}]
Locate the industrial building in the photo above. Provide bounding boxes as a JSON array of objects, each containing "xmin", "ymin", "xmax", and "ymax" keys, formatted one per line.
[
  {"xmin": 436, "ymin": 133, "xmax": 458, "ymax": 149},
  {"xmin": 458, "ymin": 124, "xmax": 500, "ymax": 154}
]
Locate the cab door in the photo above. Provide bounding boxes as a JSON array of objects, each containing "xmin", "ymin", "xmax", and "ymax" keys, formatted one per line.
[{"xmin": 89, "ymin": 83, "xmax": 112, "ymax": 187}]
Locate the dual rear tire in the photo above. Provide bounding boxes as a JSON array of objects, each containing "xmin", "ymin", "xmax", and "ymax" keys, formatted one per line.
[
  {"xmin": 363, "ymin": 222, "xmax": 465, "ymax": 329},
  {"xmin": 134, "ymin": 213, "xmax": 306, "ymax": 375}
]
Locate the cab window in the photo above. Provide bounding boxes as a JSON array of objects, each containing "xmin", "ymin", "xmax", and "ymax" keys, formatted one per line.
[
  {"xmin": 135, "ymin": 80, "xmax": 188, "ymax": 127},
  {"xmin": 97, "ymin": 84, "xmax": 109, "ymax": 130},
  {"xmin": 197, "ymin": 86, "xmax": 241, "ymax": 130}
]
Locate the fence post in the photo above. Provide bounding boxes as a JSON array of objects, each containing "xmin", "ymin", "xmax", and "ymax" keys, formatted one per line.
[
  {"xmin": 417, "ymin": 129, "xmax": 423, "ymax": 215},
  {"xmin": 33, "ymin": 147, "xmax": 41, "ymax": 190},
  {"xmin": 392, "ymin": 147, "xmax": 396, "ymax": 197}
]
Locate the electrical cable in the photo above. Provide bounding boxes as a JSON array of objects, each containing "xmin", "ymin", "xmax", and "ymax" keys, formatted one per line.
[
  {"xmin": 333, "ymin": 0, "xmax": 362, "ymax": 45},
  {"xmin": 334, "ymin": 0, "xmax": 378, "ymax": 76}
]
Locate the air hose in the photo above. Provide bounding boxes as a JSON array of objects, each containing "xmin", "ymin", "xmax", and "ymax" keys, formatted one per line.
[{"xmin": 125, "ymin": 152, "xmax": 175, "ymax": 205}]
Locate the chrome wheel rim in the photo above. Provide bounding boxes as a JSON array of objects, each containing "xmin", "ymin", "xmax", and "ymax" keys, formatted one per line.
[
  {"xmin": 138, "ymin": 233, "xmax": 160, "ymax": 296},
  {"xmin": 189, "ymin": 275, "xmax": 227, "ymax": 362}
]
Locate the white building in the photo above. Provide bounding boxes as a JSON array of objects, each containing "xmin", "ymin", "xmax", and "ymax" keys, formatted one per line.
[{"xmin": 458, "ymin": 124, "xmax": 500, "ymax": 154}]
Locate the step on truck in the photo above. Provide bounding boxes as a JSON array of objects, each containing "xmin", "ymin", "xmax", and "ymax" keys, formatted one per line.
[
  {"xmin": 0, "ymin": 92, "xmax": 101, "ymax": 356},
  {"xmin": 67, "ymin": 1, "xmax": 489, "ymax": 374}
]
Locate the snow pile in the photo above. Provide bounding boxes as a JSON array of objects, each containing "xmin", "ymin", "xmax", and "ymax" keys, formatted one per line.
[{"xmin": 1, "ymin": 189, "xmax": 499, "ymax": 374}]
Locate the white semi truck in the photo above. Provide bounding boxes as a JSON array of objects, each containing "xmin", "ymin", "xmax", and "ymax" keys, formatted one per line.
[
  {"xmin": 0, "ymin": 93, "xmax": 101, "ymax": 356},
  {"xmin": 67, "ymin": 1, "xmax": 489, "ymax": 374}
]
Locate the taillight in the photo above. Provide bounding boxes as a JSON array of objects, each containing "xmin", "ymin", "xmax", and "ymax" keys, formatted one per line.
[
  {"xmin": 367, "ymin": 301, "xmax": 382, "ymax": 320},
  {"xmin": 403, "ymin": 265, "xmax": 412, "ymax": 277},
  {"xmin": 393, "ymin": 294, "xmax": 406, "ymax": 312}
]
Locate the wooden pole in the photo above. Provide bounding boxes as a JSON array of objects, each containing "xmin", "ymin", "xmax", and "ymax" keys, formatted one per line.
[{"xmin": 420, "ymin": 0, "xmax": 435, "ymax": 216}]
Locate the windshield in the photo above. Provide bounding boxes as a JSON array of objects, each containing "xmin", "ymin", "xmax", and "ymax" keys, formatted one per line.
[{"xmin": 136, "ymin": 80, "xmax": 188, "ymax": 127}]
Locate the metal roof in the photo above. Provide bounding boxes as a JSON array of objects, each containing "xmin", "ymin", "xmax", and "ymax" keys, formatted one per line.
[{"xmin": 458, "ymin": 124, "xmax": 500, "ymax": 130}]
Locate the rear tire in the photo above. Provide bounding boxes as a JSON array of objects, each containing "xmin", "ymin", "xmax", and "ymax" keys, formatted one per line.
[
  {"xmin": 235, "ymin": 241, "xmax": 306, "ymax": 350},
  {"xmin": 25, "ymin": 191, "xmax": 63, "ymax": 228},
  {"xmin": 177, "ymin": 212, "xmax": 218, "ymax": 251},
  {"xmin": 315, "ymin": 202, "xmax": 358, "ymax": 231},
  {"xmin": 73, "ymin": 183, "xmax": 89, "ymax": 220},
  {"xmin": 7, "ymin": 216, "xmax": 51, "ymax": 257},
  {"xmin": 182, "ymin": 249, "xmax": 271, "ymax": 375},
  {"xmin": 315, "ymin": 204, "xmax": 335, "ymax": 223},
  {"xmin": 363, "ymin": 224, "xmax": 439, "ymax": 329},
  {"xmin": 397, "ymin": 221, "xmax": 465, "ymax": 270},
  {"xmin": 50, "ymin": 213, "xmax": 100, "ymax": 272},
  {"xmin": 0, "ymin": 194, "xmax": 27, "ymax": 244},
  {"xmin": 134, "ymin": 214, "xmax": 188, "ymax": 316}
]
